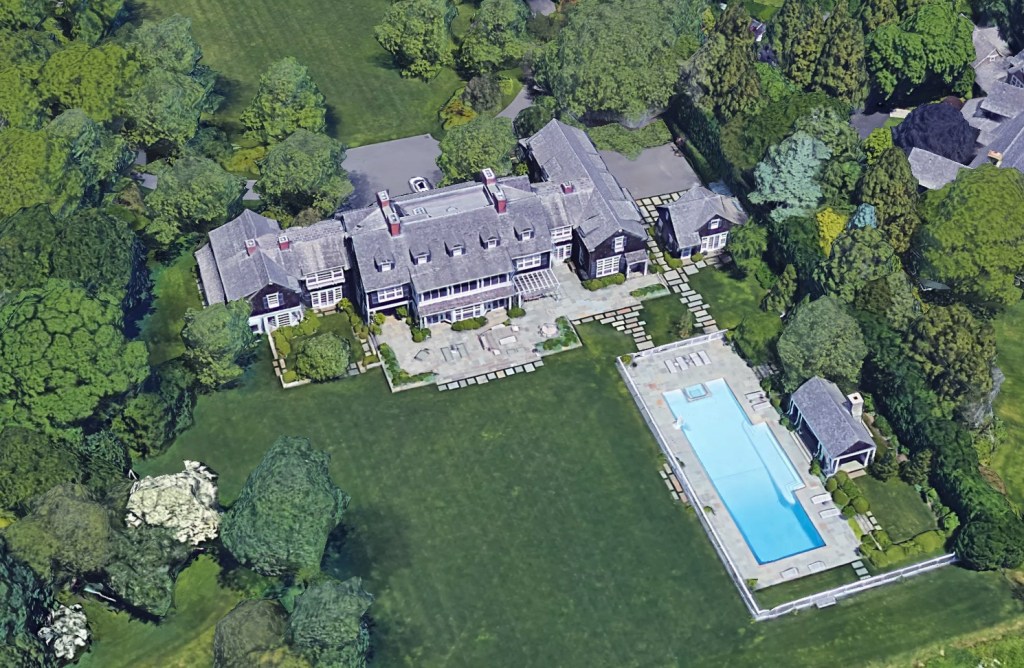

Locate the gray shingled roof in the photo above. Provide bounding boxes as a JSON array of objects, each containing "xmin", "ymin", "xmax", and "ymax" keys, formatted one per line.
[
  {"xmin": 984, "ymin": 110, "xmax": 1024, "ymax": 173},
  {"xmin": 197, "ymin": 209, "xmax": 349, "ymax": 303},
  {"xmin": 980, "ymin": 82, "xmax": 1024, "ymax": 119},
  {"xmin": 519, "ymin": 120, "xmax": 647, "ymax": 251},
  {"xmin": 655, "ymin": 186, "xmax": 747, "ymax": 248},
  {"xmin": 908, "ymin": 148, "xmax": 967, "ymax": 190},
  {"xmin": 791, "ymin": 377, "xmax": 875, "ymax": 461}
]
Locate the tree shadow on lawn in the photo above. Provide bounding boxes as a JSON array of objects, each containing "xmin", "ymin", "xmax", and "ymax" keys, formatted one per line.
[{"xmin": 321, "ymin": 502, "xmax": 411, "ymax": 591}]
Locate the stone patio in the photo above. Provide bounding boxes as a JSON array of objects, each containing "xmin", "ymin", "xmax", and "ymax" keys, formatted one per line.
[{"xmin": 621, "ymin": 338, "xmax": 862, "ymax": 590}]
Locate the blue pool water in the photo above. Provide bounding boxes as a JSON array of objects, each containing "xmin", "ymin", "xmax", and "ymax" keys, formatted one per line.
[{"xmin": 664, "ymin": 379, "xmax": 824, "ymax": 564}]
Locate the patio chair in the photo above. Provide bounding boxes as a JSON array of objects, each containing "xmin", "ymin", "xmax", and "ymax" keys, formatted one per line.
[
  {"xmin": 664, "ymin": 360, "xmax": 678, "ymax": 374},
  {"xmin": 675, "ymin": 356, "xmax": 689, "ymax": 370},
  {"xmin": 697, "ymin": 351, "xmax": 711, "ymax": 365}
]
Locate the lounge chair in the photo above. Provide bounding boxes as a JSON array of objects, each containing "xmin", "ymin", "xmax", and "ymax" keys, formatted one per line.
[
  {"xmin": 697, "ymin": 351, "xmax": 711, "ymax": 365},
  {"xmin": 688, "ymin": 352, "xmax": 702, "ymax": 366},
  {"xmin": 675, "ymin": 356, "xmax": 689, "ymax": 369},
  {"xmin": 664, "ymin": 360, "xmax": 678, "ymax": 373}
]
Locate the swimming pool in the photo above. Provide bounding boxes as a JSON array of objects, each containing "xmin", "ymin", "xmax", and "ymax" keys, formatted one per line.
[{"xmin": 664, "ymin": 379, "xmax": 824, "ymax": 564}]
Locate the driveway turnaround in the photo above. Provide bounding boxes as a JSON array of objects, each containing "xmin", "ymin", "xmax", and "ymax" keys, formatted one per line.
[
  {"xmin": 601, "ymin": 143, "xmax": 702, "ymax": 199},
  {"xmin": 343, "ymin": 134, "xmax": 443, "ymax": 208}
]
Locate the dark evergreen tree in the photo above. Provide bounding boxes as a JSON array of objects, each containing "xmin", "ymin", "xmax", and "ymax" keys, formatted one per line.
[
  {"xmin": 771, "ymin": 0, "xmax": 825, "ymax": 89},
  {"xmin": 859, "ymin": 0, "xmax": 898, "ymax": 32},
  {"xmin": 697, "ymin": 3, "xmax": 761, "ymax": 120},
  {"xmin": 859, "ymin": 146, "xmax": 920, "ymax": 253},
  {"xmin": 812, "ymin": 0, "xmax": 867, "ymax": 104}
]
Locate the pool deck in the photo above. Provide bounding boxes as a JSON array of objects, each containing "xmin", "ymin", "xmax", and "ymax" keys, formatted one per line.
[{"xmin": 622, "ymin": 337, "xmax": 861, "ymax": 590}]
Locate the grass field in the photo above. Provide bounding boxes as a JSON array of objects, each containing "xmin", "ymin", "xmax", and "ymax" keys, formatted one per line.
[
  {"xmin": 136, "ymin": 0, "xmax": 467, "ymax": 147},
  {"xmin": 84, "ymin": 323, "xmax": 1024, "ymax": 667},
  {"xmin": 688, "ymin": 267, "xmax": 768, "ymax": 330},
  {"xmin": 139, "ymin": 252, "xmax": 201, "ymax": 366},
  {"xmin": 859, "ymin": 476, "xmax": 938, "ymax": 543},
  {"xmin": 991, "ymin": 302, "xmax": 1024, "ymax": 507},
  {"xmin": 755, "ymin": 564, "xmax": 858, "ymax": 609},
  {"xmin": 641, "ymin": 294, "xmax": 692, "ymax": 346}
]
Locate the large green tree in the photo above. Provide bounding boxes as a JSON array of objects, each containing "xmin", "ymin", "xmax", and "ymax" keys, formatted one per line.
[
  {"xmin": 221, "ymin": 436, "xmax": 350, "ymax": 577},
  {"xmin": 258, "ymin": 130, "xmax": 353, "ymax": 216},
  {"xmin": 777, "ymin": 295, "xmax": 868, "ymax": 390},
  {"xmin": 436, "ymin": 116, "xmax": 517, "ymax": 184},
  {"xmin": 124, "ymin": 15, "xmax": 203, "ymax": 75},
  {"xmin": 295, "ymin": 333, "xmax": 351, "ymax": 382},
  {"xmin": 214, "ymin": 599, "xmax": 294, "ymax": 667},
  {"xmin": 913, "ymin": 164, "xmax": 1024, "ymax": 310},
  {"xmin": 859, "ymin": 146, "xmax": 920, "ymax": 253},
  {"xmin": 866, "ymin": 1, "xmax": 975, "ymax": 102},
  {"xmin": 104, "ymin": 523, "xmax": 192, "ymax": 617},
  {"xmin": 770, "ymin": 0, "xmax": 825, "ymax": 89},
  {"xmin": 122, "ymin": 67, "xmax": 214, "ymax": 148},
  {"xmin": 180, "ymin": 301, "xmax": 257, "ymax": 390},
  {"xmin": 0, "ymin": 537, "xmax": 53, "ymax": 666},
  {"xmin": 110, "ymin": 362, "xmax": 195, "ymax": 458},
  {"xmin": 38, "ymin": 41, "xmax": 138, "ymax": 121},
  {"xmin": 688, "ymin": 3, "xmax": 761, "ymax": 121},
  {"xmin": 859, "ymin": 0, "xmax": 898, "ymax": 32},
  {"xmin": 0, "ymin": 281, "xmax": 148, "ymax": 431},
  {"xmin": 539, "ymin": 0, "xmax": 698, "ymax": 121},
  {"xmin": 908, "ymin": 304, "xmax": 996, "ymax": 410},
  {"xmin": 375, "ymin": 0, "xmax": 455, "ymax": 80},
  {"xmin": 289, "ymin": 577, "xmax": 374, "ymax": 667},
  {"xmin": 748, "ymin": 131, "xmax": 831, "ymax": 222},
  {"xmin": 241, "ymin": 57, "xmax": 327, "ymax": 143},
  {"xmin": 816, "ymin": 227, "xmax": 901, "ymax": 303},
  {"xmin": 0, "ymin": 427, "xmax": 78, "ymax": 512},
  {"xmin": 0, "ymin": 66, "xmax": 45, "ymax": 131},
  {"xmin": 458, "ymin": 0, "xmax": 528, "ymax": 74},
  {"xmin": 812, "ymin": 0, "xmax": 867, "ymax": 104},
  {"xmin": 144, "ymin": 156, "xmax": 244, "ymax": 245}
]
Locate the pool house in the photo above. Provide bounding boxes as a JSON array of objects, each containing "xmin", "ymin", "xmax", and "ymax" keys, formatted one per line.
[{"xmin": 788, "ymin": 377, "xmax": 878, "ymax": 477}]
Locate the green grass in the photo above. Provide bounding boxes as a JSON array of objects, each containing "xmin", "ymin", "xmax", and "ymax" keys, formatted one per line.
[
  {"xmin": 858, "ymin": 476, "xmax": 938, "ymax": 543},
  {"xmin": 76, "ymin": 556, "xmax": 242, "ymax": 668},
  {"xmin": 137, "ymin": 0, "xmax": 465, "ymax": 147},
  {"xmin": 755, "ymin": 565, "xmax": 859, "ymax": 609},
  {"xmin": 139, "ymin": 252, "xmax": 201, "ymax": 366},
  {"xmin": 688, "ymin": 267, "xmax": 768, "ymax": 330},
  {"xmin": 641, "ymin": 294, "xmax": 692, "ymax": 346},
  {"xmin": 90, "ymin": 324, "xmax": 1024, "ymax": 667},
  {"xmin": 991, "ymin": 301, "xmax": 1024, "ymax": 508}
]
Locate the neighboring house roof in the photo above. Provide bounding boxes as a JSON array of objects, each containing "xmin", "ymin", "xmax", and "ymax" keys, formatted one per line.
[
  {"xmin": 196, "ymin": 209, "xmax": 349, "ymax": 304},
  {"xmin": 655, "ymin": 186, "xmax": 747, "ymax": 248},
  {"xmin": 971, "ymin": 111, "xmax": 1024, "ymax": 173},
  {"xmin": 961, "ymin": 97, "xmax": 1003, "ymax": 146},
  {"xmin": 972, "ymin": 26, "xmax": 1012, "ymax": 94},
  {"xmin": 979, "ymin": 81, "xmax": 1024, "ymax": 119},
  {"xmin": 519, "ymin": 120, "xmax": 647, "ymax": 251},
  {"xmin": 907, "ymin": 148, "xmax": 967, "ymax": 190},
  {"xmin": 791, "ymin": 377, "xmax": 876, "ymax": 461}
]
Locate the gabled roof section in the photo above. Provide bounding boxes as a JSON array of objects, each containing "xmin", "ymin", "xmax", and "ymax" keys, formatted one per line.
[
  {"xmin": 908, "ymin": 148, "xmax": 967, "ymax": 190},
  {"xmin": 656, "ymin": 186, "xmax": 748, "ymax": 247},
  {"xmin": 983, "ymin": 111, "xmax": 1024, "ymax": 173},
  {"xmin": 791, "ymin": 377, "xmax": 875, "ymax": 461},
  {"xmin": 980, "ymin": 81, "xmax": 1024, "ymax": 119}
]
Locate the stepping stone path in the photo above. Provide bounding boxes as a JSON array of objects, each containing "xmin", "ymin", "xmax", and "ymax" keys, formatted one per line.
[
  {"xmin": 572, "ymin": 303, "xmax": 654, "ymax": 350},
  {"xmin": 435, "ymin": 351, "xmax": 545, "ymax": 391}
]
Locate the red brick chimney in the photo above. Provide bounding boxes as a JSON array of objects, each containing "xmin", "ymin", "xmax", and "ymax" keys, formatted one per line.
[
  {"xmin": 245, "ymin": 239, "xmax": 257, "ymax": 255},
  {"xmin": 387, "ymin": 212, "xmax": 401, "ymax": 236},
  {"xmin": 377, "ymin": 189, "xmax": 401, "ymax": 236},
  {"xmin": 561, "ymin": 181, "xmax": 575, "ymax": 194},
  {"xmin": 493, "ymin": 188, "xmax": 507, "ymax": 214},
  {"xmin": 277, "ymin": 234, "xmax": 290, "ymax": 251},
  {"xmin": 481, "ymin": 168, "xmax": 497, "ymax": 186}
]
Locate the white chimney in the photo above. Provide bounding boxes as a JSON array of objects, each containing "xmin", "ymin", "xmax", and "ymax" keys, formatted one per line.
[{"xmin": 847, "ymin": 392, "xmax": 863, "ymax": 419}]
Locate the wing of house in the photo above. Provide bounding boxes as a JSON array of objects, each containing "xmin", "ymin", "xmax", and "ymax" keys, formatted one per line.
[
  {"xmin": 653, "ymin": 186, "xmax": 747, "ymax": 258},
  {"xmin": 907, "ymin": 148, "xmax": 968, "ymax": 190}
]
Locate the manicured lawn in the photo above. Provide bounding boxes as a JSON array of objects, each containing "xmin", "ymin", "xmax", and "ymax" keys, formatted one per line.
[
  {"xmin": 755, "ymin": 564, "xmax": 858, "ymax": 609},
  {"xmin": 688, "ymin": 267, "xmax": 768, "ymax": 330},
  {"xmin": 76, "ymin": 556, "xmax": 242, "ymax": 668},
  {"xmin": 991, "ymin": 301, "xmax": 1024, "ymax": 508},
  {"xmin": 641, "ymin": 294, "xmax": 691, "ymax": 346},
  {"xmin": 139, "ymin": 252, "xmax": 201, "ymax": 366},
  {"xmin": 95, "ymin": 324, "xmax": 1024, "ymax": 666},
  {"xmin": 858, "ymin": 476, "xmax": 938, "ymax": 543},
  {"xmin": 137, "ymin": 0, "xmax": 465, "ymax": 147}
]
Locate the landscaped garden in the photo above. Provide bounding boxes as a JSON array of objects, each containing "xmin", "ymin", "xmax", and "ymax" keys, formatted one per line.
[
  {"xmin": 86, "ymin": 324, "xmax": 1024, "ymax": 668},
  {"xmin": 641, "ymin": 294, "xmax": 695, "ymax": 346},
  {"xmin": 859, "ymin": 476, "xmax": 939, "ymax": 544}
]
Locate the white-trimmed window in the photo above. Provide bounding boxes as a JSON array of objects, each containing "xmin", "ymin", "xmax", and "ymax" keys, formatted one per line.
[
  {"xmin": 450, "ymin": 245, "xmax": 464, "ymax": 257},
  {"xmin": 551, "ymin": 226, "xmax": 571, "ymax": 243},
  {"xmin": 554, "ymin": 244, "xmax": 572, "ymax": 260},
  {"xmin": 484, "ymin": 237, "xmax": 498, "ymax": 249},
  {"xmin": 311, "ymin": 287, "xmax": 341, "ymax": 307},
  {"xmin": 452, "ymin": 303, "xmax": 484, "ymax": 321},
  {"xmin": 515, "ymin": 254, "xmax": 543, "ymax": 271},
  {"xmin": 377, "ymin": 286, "xmax": 404, "ymax": 302},
  {"xmin": 595, "ymin": 255, "xmax": 620, "ymax": 278},
  {"xmin": 379, "ymin": 260, "xmax": 393, "ymax": 272},
  {"xmin": 265, "ymin": 292, "xmax": 280, "ymax": 309},
  {"xmin": 613, "ymin": 235, "xmax": 625, "ymax": 253},
  {"xmin": 518, "ymin": 228, "xmax": 534, "ymax": 240},
  {"xmin": 709, "ymin": 217, "xmax": 721, "ymax": 231},
  {"xmin": 414, "ymin": 253, "xmax": 429, "ymax": 265}
]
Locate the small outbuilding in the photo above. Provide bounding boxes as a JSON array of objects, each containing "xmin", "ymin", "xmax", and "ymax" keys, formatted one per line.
[
  {"xmin": 654, "ymin": 186, "xmax": 747, "ymax": 259},
  {"xmin": 788, "ymin": 376, "xmax": 877, "ymax": 476}
]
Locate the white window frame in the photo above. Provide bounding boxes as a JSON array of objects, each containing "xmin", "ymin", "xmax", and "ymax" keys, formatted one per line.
[
  {"xmin": 550, "ymin": 226, "xmax": 572, "ymax": 243},
  {"xmin": 379, "ymin": 260, "xmax": 393, "ymax": 272},
  {"xmin": 708, "ymin": 218, "xmax": 721, "ymax": 231},
  {"xmin": 485, "ymin": 238, "xmax": 498, "ymax": 249},
  {"xmin": 311, "ymin": 287, "xmax": 340, "ymax": 308},
  {"xmin": 452, "ymin": 303, "xmax": 484, "ymax": 321},
  {"xmin": 519, "ymin": 228, "xmax": 534, "ymax": 240},
  {"xmin": 414, "ymin": 253, "xmax": 429, "ymax": 265},
  {"xmin": 450, "ymin": 245, "xmax": 464, "ymax": 257},
  {"xmin": 613, "ymin": 236, "xmax": 625, "ymax": 253},
  {"xmin": 377, "ymin": 286, "xmax": 404, "ymax": 302},
  {"xmin": 265, "ymin": 292, "xmax": 280, "ymax": 309},
  {"xmin": 554, "ymin": 244, "xmax": 571, "ymax": 260},
  {"xmin": 595, "ymin": 255, "xmax": 620, "ymax": 278},
  {"xmin": 515, "ymin": 254, "xmax": 543, "ymax": 271}
]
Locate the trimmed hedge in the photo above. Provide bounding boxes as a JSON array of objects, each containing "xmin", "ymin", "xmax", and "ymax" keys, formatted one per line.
[
  {"xmin": 582, "ymin": 273, "xmax": 626, "ymax": 291},
  {"xmin": 451, "ymin": 316, "xmax": 487, "ymax": 331},
  {"xmin": 832, "ymin": 489, "xmax": 850, "ymax": 507},
  {"xmin": 507, "ymin": 306, "xmax": 526, "ymax": 318}
]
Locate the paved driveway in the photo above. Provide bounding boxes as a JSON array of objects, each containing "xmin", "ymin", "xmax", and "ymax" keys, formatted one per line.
[
  {"xmin": 343, "ymin": 134, "xmax": 442, "ymax": 208},
  {"xmin": 600, "ymin": 143, "xmax": 702, "ymax": 199}
]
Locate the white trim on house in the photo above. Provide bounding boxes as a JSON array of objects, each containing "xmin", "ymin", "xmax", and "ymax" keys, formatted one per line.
[
  {"xmin": 265, "ymin": 292, "xmax": 280, "ymax": 309},
  {"xmin": 515, "ymin": 253, "xmax": 543, "ymax": 271},
  {"xmin": 310, "ymin": 286, "xmax": 343, "ymax": 308},
  {"xmin": 377, "ymin": 286, "xmax": 404, "ymax": 302},
  {"xmin": 700, "ymin": 232, "xmax": 728, "ymax": 254},
  {"xmin": 595, "ymin": 255, "xmax": 620, "ymax": 278},
  {"xmin": 553, "ymin": 243, "xmax": 572, "ymax": 261},
  {"xmin": 613, "ymin": 235, "xmax": 625, "ymax": 253},
  {"xmin": 551, "ymin": 226, "xmax": 572, "ymax": 243}
]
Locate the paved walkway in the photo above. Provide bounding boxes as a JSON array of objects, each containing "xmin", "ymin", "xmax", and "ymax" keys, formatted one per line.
[{"xmin": 497, "ymin": 86, "xmax": 532, "ymax": 120}]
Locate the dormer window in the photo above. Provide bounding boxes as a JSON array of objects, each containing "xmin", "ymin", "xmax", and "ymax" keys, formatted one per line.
[
  {"xmin": 265, "ymin": 292, "xmax": 280, "ymax": 309},
  {"xmin": 449, "ymin": 244, "xmax": 464, "ymax": 257},
  {"xmin": 414, "ymin": 252, "xmax": 429, "ymax": 265},
  {"xmin": 518, "ymin": 227, "xmax": 534, "ymax": 241},
  {"xmin": 613, "ymin": 235, "xmax": 625, "ymax": 253},
  {"xmin": 378, "ymin": 260, "xmax": 393, "ymax": 272},
  {"xmin": 482, "ymin": 236, "xmax": 498, "ymax": 249},
  {"xmin": 709, "ymin": 218, "xmax": 721, "ymax": 231}
]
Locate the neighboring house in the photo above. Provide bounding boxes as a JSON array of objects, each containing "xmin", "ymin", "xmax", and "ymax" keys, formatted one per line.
[
  {"xmin": 969, "ymin": 111, "xmax": 1024, "ymax": 174},
  {"xmin": 907, "ymin": 147, "xmax": 967, "ymax": 190},
  {"xmin": 195, "ymin": 209, "xmax": 350, "ymax": 333},
  {"xmin": 653, "ymin": 186, "xmax": 747, "ymax": 259},
  {"xmin": 962, "ymin": 26, "xmax": 1024, "ymax": 173},
  {"xmin": 788, "ymin": 377, "xmax": 877, "ymax": 477}
]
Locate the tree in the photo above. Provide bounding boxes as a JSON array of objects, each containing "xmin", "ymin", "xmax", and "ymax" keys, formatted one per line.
[
  {"xmin": 436, "ymin": 116, "xmax": 517, "ymax": 183},
  {"xmin": 221, "ymin": 436, "xmax": 350, "ymax": 576},
  {"xmin": 770, "ymin": 0, "xmax": 825, "ymax": 88},
  {"xmin": 39, "ymin": 42, "xmax": 139, "ymax": 122},
  {"xmin": 462, "ymin": 74, "xmax": 502, "ymax": 112},
  {"xmin": 0, "ymin": 281, "xmax": 148, "ymax": 432},
  {"xmin": 124, "ymin": 15, "xmax": 202, "ymax": 75},
  {"xmin": 777, "ymin": 296, "xmax": 868, "ymax": 390},
  {"xmin": 181, "ymin": 301, "xmax": 257, "ymax": 390},
  {"xmin": 0, "ymin": 428, "xmax": 78, "ymax": 512},
  {"xmin": 725, "ymin": 222, "xmax": 768, "ymax": 277},
  {"xmin": 0, "ymin": 537, "xmax": 53, "ymax": 666},
  {"xmin": 892, "ymin": 102, "xmax": 978, "ymax": 165},
  {"xmin": 375, "ymin": 0, "xmax": 455, "ymax": 80},
  {"xmin": 762, "ymin": 264, "xmax": 797, "ymax": 315},
  {"xmin": 689, "ymin": 4, "xmax": 761, "ymax": 121},
  {"xmin": 913, "ymin": 164, "xmax": 1024, "ymax": 310},
  {"xmin": 0, "ymin": 66, "xmax": 45, "ymax": 131},
  {"xmin": 859, "ymin": 0, "xmax": 898, "ymax": 32},
  {"xmin": 539, "ymin": 0, "xmax": 699, "ymax": 122},
  {"xmin": 848, "ymin": 203, "xmax": 877, "ymax": 230},
  {"xmin": 862, "ymin": 127, "xmax": 893, "ymax": 165},
  {"xmin": 110, "ymin": 362, "xmax": 196, "ymax": 457},
  {"xmin": 955, "ymin": 519, "xmax": 1024, "ymax": 570},
  {"xmin": 815, "ymin": 207, "xmax": 848, "ymax": 255},
  {"xmin": 458, "ymin": 0, "xmax": 528, "ymax": 74},
  {"xmin": 295, "ymin": 333, "xmax": 351, "ymax": 382},
  {"xmin": 866, "ymin": 2, "xmax": 975, "ymax": 102},
  {"xmin": 899, "ymin": 449, "xmax": 932, "ymax": 486},
  {"xmin": 749, "ymin": 131, "xmax": 831, "ymax": 222},
  {"xmin": 259, "ymin": 130, "xmax": 353, "ymax": 216},
  {"xmin": 859, "ymin": 146, "xmax": 920, "ymax": 252},
  {"xmin": 122, "ymin": 67, "xmax": 214, "ymax": 148},
  {"xmin": 855, "ymin": 268, "xmax": 920, "ymax": 331},
  {"xmin": 908, "ymin": 304, "xmax": 996, "ymax": 409},
  {"xmin": 816, "ymin": 227, "xmax": 901, "ymax": 302},
  {"xmin": 214, "ymin": 599, "xmax": 292, "ymax": 668},
  {"xmin": 3, "ymin": 483, "xmax": 113, "ymax": 582},
  {"xmin": 72, "ymin": 430, "xmax": 130, "ymax": 488},
  {"xmin": 0, "ymin": 207, "xmax": 60, "ymax": 292},
  {"xmin": 513, "ymin": 96, "xmax": 556, "ymax": 138},
  {"xmin": 145, "ymin": 156, "xmax": 244, "ymax": 245},
  {"xmin": 811, "ymin": 0, "xmax": 867, "ymax": 104},
  {"xmin": 289, "ymin": 577, "xmax": 374, "ymax": 668},
  {"xmin": 104, "ymin": 524, "xmax": 192, "ymax": 616},
  {"xmin": 868, "ymin": 445, "xmax": 899, "ymax": 481},
  {"xmin": 241, "ymin": 57, "xmax": 327, "ymax": 143},
  {"xmin": 792, "ymin": 106, "xmax": 862, "ymax": 163}
]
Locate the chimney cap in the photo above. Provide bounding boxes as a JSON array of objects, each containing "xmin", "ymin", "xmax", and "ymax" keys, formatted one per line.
[
  {"xmin": 245, "ymin": 238, "xmax": 257, "ymax": 247},
  {"xmin": 481, "ymin": 167, "xmax": 497, "ymax": 185},
  {"xmin": 376, "ymin": 190, "xmax": 391, "ymax": 206}
]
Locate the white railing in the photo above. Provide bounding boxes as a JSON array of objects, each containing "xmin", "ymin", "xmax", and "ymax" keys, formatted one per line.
[
  {"xmin": 615, "ymin": 354, "xmax": 958, "ymax": 621},
  {"xmin": 629, "ymin": 331, "xmax": 727, "ymax": 360}
]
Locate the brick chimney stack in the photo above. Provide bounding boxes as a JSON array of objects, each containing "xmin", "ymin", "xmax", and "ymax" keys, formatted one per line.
[
  {"xmin": 493, "ymin": 188, "xmax": 507, "ymax": 214},
  {"xmin": 560, "ymin": 181, "xmax": 575, "ymax": 194},
  {"xmin": 377, "ymin": 189, "xmax": 401, "ymax": 236},
  {"xmin": 481, "ymin": 167, "xmax": 497, "ymax": 186},
  {"xmin": 245, "ymin": 238, "xmax": 258, "ymax": 256},
  {"xmin": 277, "ymin": 234, "xmax": 290, "ymax": 251}
]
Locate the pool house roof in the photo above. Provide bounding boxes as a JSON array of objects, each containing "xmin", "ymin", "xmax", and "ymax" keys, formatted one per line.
[{"xmin": 790, "ymin": 377, "xmax": 875, "ymax": 461}]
